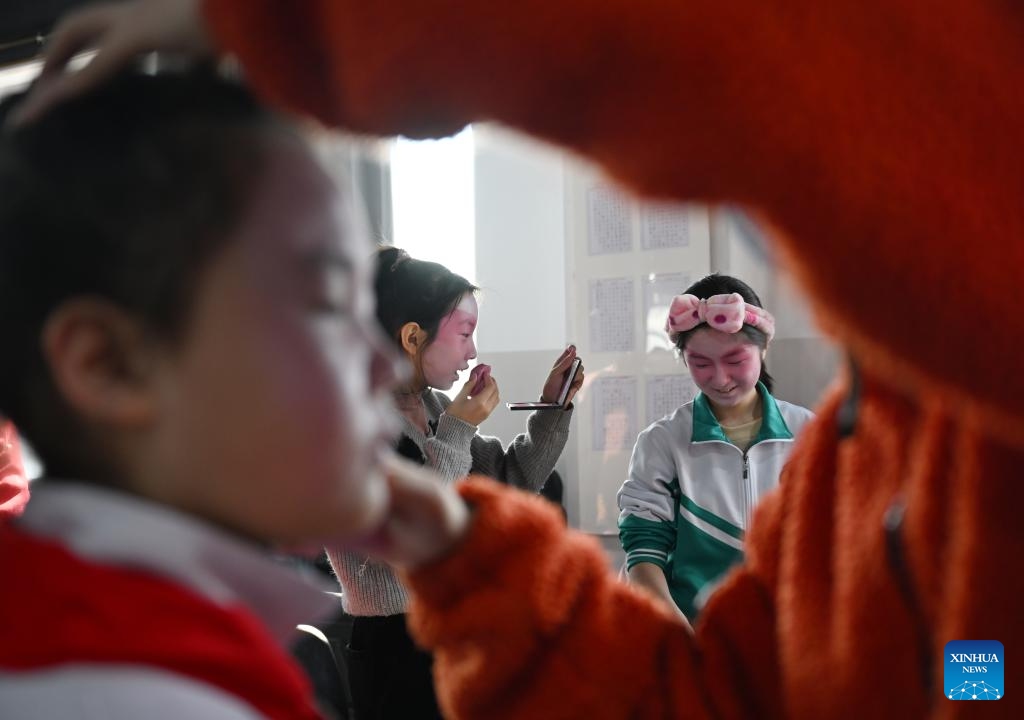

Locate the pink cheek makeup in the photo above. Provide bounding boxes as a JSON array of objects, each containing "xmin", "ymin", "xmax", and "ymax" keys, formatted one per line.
[{"xmin": 434, "ymin": 309, "xmax": 476, "ymax": 352}]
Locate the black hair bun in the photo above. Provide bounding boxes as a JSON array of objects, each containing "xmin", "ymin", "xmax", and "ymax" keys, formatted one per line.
[{"xmin": 377, "ymin": 245, "xmax": 410, "ymax": 273}]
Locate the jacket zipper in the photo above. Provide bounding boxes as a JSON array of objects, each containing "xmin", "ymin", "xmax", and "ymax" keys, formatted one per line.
[
  {"xmin": 742, "ymin": 453, "xmax": 751, "ymax": 525},
  {"xmin": 692, "ymin": 440, "xmax": 780, "ymax": 528}
]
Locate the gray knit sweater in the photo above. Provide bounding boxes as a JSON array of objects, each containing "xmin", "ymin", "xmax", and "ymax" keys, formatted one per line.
[{"xmin": 326, "ymin": 388, "xmax": 572, "ymax": 616}]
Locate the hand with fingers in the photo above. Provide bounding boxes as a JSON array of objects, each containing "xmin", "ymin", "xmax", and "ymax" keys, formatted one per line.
[
  {"xmin": 9, "ymin": 0, "xmax": 212, "ymax": 127},
  {"xmin": 349, "ymin": 454, "xmax": 471, "ymax": 571},
  {"xmin": 540, "ymin": 345, "xmax": 585, "ymax": 407},
  {"xmin": 446, "ymin": 364, "xmax": 499, "ymax": 427}
]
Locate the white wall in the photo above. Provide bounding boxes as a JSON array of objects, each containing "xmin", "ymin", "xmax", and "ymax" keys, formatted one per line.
[{"xmin": 473, "ymin": 126, "xmax": 567, "ymax": 353}]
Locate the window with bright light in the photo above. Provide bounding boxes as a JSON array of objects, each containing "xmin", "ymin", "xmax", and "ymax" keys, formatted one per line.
[
  {"xmin": 390, "ymin": 128, "xmax": 477, "ymax": 399},
  {"xmin": 389, "ymin": 127, "xmax": 476, "ymax": 284}
]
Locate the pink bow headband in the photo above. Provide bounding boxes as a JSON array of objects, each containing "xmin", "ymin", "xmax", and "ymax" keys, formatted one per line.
[{"xmin": 665, "ymin": 293, "xmax": 775, "ymax": 342}]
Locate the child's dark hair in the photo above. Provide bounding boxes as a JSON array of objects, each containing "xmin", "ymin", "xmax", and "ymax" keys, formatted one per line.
[
  {"xmin": 374, "ymin": 246, "xmax": 478, "ymax": 347},
  {"xmin": 0, "ymin": 70, "xmax": 284, "ymax": 477},
  {"xmin": 673, "ymin": 274, "xmax": 774, "ymax": 393}
]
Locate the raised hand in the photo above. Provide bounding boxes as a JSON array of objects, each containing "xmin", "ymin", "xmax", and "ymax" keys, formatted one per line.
[
  {"xmin": 349, "ymin": 454, "xmax": 471, "ymax": 570},
  {"xmin": 540, "ymin": 345, "xmax": 585, "ymax": 406},
  {"xmin": 446, "ymin": 365, "xmax": 499, "ymax": 426},
  {"xmin": 9, "ymin": 0, "xmax": 212, "ymax": 127},
  {"xmin": 468, "ymin": 363, "xmax": 492, "ymax": 396}
]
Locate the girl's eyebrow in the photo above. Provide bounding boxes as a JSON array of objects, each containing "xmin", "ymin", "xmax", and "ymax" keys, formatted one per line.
[{"xmin": 445, "ymin": 309, "xmax": 477, "ymax": 326}]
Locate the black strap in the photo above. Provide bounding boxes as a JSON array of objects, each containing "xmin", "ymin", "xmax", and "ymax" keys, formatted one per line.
[
  {"xmin": 394, "ymin": 435, "xmax": 426, "ymax": 465},
  {"xmin": 883, "ymin": 498, "xmax": 935, "ymax": 702},
  {"xmin": 836, "ymin": 355, "xmax": 861, "ymax": 438}
]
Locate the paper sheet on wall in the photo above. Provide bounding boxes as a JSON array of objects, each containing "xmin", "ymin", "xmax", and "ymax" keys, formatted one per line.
[
  {"xmin": 589, "ymin": 277, "xmax": 635, "ymax": 353},
  {"xmin": 587, "ymin": 185, "xmax": 633, "ymax": 255},
  {"xmin": 641, "ymin": 203, "xmax": 690, "ymax": 250},
  {"xmin": 646, "ymin": 374, "xmax": 698, "ymax": 427},
  {"xmin": 591, "ymin": 376, "xmax": 638, "ymax": 452},
  {"xmin": 643, "ymin": 272, "xmax": 690, "ymax": 353}
]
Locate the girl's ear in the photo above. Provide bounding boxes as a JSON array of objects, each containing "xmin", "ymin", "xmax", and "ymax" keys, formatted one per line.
[
  {"xmin": 41, "ymin": 298, "xmax": 161, "ymax": 428},
  {"xmin": 399, "ymin": 322, "xmax": 428, "ymax": 356}
]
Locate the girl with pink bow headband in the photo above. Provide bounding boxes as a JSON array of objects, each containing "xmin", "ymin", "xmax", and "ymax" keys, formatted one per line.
[
  {"xmin": 619, "ymin": 274, "xmax": 813, "ymax": 622},
  {"xmin": 661, "ymin": 273, "xmax": 778, "ymax": 405}
]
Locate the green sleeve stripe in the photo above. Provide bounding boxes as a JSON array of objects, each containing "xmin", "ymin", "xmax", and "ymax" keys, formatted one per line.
[
  {"xmin": 625, "ymin": 549, "xmax": 670, "ymax": 570},
  {"xmin": 627, "ymin": 548, "xmax": 668, "ymax": 560}
]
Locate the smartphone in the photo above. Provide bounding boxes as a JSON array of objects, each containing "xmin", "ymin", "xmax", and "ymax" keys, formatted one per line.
[{"xmin": 507, "ymin": 357, "xmax": 582, "ymax": 411}]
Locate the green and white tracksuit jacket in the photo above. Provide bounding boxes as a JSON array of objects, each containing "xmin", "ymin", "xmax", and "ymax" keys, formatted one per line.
[{"xmin": 617, "ymin": 383, "xmax": 814, "ymax": 620}]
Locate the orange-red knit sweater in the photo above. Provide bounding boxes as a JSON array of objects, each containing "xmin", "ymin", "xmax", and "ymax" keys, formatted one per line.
[{"xmin": 204, "ymin": 1, "xmax": 1023, "ymax": 717}]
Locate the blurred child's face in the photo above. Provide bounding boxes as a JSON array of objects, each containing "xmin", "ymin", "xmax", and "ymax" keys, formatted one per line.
[
  {"xmin": 683, "ymin": 328, "xmax": 763, "ymax": 411},
  {"xmin": 419, "ymin": 293, "xmax": 478, "ymax": 390},
  {"xmin": 147, "ymin": 135, "xmax": 401, "ymax": 545}
]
